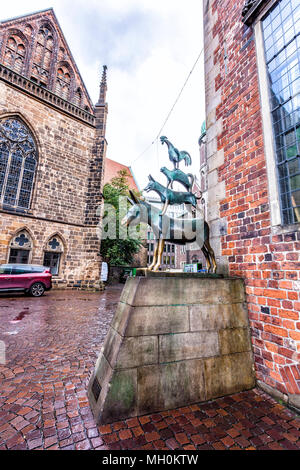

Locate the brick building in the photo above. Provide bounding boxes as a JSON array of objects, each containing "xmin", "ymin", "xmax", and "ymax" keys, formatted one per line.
[
  {"xmin": 203, "ymin": 0, "xmax": 299, "ymax": 406},
  {"xmin": 103, "ymin": 158, "xmax": 139, "ymax": 191},
  {"xmin": 0, "ymin": 8, "xmax": 108, "ymax": 290},
  {"xmin": 103, "ymin": 158, "xmax": 148, "ymax": 268}
]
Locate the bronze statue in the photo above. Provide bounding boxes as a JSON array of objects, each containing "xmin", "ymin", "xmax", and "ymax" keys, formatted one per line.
[
  {"xmin": 144, "ymin": 174, "xmax": 201, "ymax": 216},
  {"xmin": 123, "ymin": 135, "xmax": 217, "ymax": 273},
  {"xmin": 160, "ymin": 166, "xmax": 194, "ymax": 191},
  {"xmin": 122, "ymin": 190, "xmax": 217, "ymax": 273},
  {"xmin": 160, "ymin": 136, "xmax": 192, "ymax": 168}
]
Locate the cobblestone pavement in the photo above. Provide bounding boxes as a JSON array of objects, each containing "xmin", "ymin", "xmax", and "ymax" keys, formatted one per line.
[{"xmin": 0, "ymin": 286, "xmax": 299, "ymax": 451}]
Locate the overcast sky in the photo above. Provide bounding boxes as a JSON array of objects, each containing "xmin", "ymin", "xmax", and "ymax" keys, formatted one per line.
[{"xmin": 2, "ymin": 0, "xmax": 205, "ymax": 190}]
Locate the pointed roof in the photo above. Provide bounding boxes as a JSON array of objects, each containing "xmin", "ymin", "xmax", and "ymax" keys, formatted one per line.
[
  {"xmin": 104, "ymin": 158, "xmax": 139, "ymax": 192},
  {"xmin": 0, "ymin": 8, "xmax": 94, "ymax": 110}
]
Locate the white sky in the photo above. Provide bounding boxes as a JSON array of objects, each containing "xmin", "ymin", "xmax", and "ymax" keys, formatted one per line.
[{"xmin": 1, "ymin": 0, "xmax": 205, "ymax": 191}]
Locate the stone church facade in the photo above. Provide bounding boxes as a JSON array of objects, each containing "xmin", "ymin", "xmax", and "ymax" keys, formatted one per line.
[
  {"xmin": 202, "ymin": 0, "xmax": 299, "ymax": 407},
  {"xmin": 0, "ymin": 8, "xmax": 108, "ymax": 290}
]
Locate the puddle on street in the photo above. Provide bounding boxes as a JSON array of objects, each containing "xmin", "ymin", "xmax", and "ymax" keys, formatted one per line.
[{"xmin": 10, "ymin": 309, "xmax": 30, "ymax": 323}]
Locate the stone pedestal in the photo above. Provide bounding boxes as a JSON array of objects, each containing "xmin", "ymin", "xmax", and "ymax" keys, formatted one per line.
[{"xmin": 88, "ymin": 275, "xmax": 255, "ymax": 424}]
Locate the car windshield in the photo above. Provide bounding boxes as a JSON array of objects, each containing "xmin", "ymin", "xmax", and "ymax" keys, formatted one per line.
[{"xmin": 0, "ymin": 266, "xmax": 12, "ymax": 274}]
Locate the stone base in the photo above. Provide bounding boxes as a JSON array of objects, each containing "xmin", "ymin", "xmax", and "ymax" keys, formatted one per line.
[
  {"xmin": 52, "ymin": 279, "xmax": 105, "ymax": 291},
  {"xmin": 88, "ymin": 275, "xmax": 255, "ymax": 424}
]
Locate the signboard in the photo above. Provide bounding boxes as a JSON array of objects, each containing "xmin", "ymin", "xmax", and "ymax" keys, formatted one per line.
[
  {"xmin": 183, "ymin": 263, "xmax": 197, "ymax": 273},
  {"xmin": 100, "ymin": 262, "xmax": 108, "ymax": 282},
  {"xmin": 183, "ymin": 263, "xmax": 206, "ymax": 273}
]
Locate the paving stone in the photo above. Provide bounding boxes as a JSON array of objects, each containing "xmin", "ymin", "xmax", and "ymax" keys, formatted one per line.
[{"xmin": 0, "ymin": 287, "xmax": 299, "ymax": 451}]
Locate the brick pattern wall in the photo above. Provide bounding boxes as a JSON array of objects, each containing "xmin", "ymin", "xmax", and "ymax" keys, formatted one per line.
[
  {"xmin": 0, "ymin": 10, "xmax": 107, "ymax": 290},
  {"xmin": 203, "ymin": 0, "xmax": 300, "ymax": 396},
  {"xmin": 0, "ymin": 9, "xmax": 93, "ymax": 112},
  {"xmin": 0, "ymin": 215, "xmax": 102, "ymax": 290}
]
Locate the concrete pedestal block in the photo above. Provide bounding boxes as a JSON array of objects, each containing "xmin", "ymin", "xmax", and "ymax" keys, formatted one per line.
[{"xmin": 88, "ymin": 275, "xmax": 255, "ymax": 424}]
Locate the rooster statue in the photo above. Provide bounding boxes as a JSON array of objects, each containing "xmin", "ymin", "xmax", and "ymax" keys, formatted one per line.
[{"xmin": 160, "ymin": 136, "xmax": 192, "ymax": 169}]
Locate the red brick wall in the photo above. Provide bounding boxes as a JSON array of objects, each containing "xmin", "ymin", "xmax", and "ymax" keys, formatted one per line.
[{"xmin": 204, "ymin": 0, "xmax": 300, "ymax": 396}]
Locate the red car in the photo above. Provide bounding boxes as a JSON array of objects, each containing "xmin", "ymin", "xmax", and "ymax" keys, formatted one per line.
[{"xmin": 0, "ymin": 264, "xmax": 52, "ymax": 297}]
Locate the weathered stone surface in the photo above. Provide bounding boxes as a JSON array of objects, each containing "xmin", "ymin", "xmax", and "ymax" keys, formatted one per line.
[
  {"xmin": 110, "ymin": 302, "xmax": 132, "ymax": 336},
  {"xmin": 89, "ymin": 276, "xmax": 254, "ymax": 424},
  {"xmin": 89, "ymin": 353, "xmax": 113, "ymax": 419},
  {"xmin": 0, "ymin": 10, "xmax": 107, "ymax": 290},
  {"xmin": 160, "ymin": 331, "xmax": 219, "ymax": 363},
  {"xmin": 119, "ymin": 277, "xmax": 141, "ymax": 305},
  {"xmin": 102, "ymin": 327, "xmax": 122, "ymax": 368},
  {"xmin": 218, "ymin": 328, "xmax": 252, "ymax": 355},
  {"xmin": 125, "ymin": 305, "xmax": 189, "ymax": 336},
  {"xmin": 123, "ymin": 277, "xmax": 245, "ymax": 306},
  {"xmin": 137, "ymin": 360, "xmax": 206, "ymax": 415},
  {"xmin": 116, "ymin": 336, "xmax": 158, "ymax": 369},
  {"xmin": 190, "ymin": 303, "xmax": 249, "ymax": 331},
  {"xmin": 288, "ymin": 394, "xmax": 300, "ymax": 411},
  {"xmin": 100, "ymin": 369, "xmax": 138, "ymax": 424},
  {"xmin": 204, "ymin": 352, "xmax": 255, "ymax": 400}
]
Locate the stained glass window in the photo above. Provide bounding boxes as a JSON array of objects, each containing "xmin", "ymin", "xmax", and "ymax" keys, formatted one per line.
[
  {"xmin": 262, "ymin": 0, "xmax": 300, "ymax": 224},
  {"xmin": 0, "ymin": 118, "xmax": 37, "ymax": 210}
]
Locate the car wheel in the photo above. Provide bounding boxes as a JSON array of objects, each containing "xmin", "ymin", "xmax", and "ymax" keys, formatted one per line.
[{"xmin": 29, "ymin": 282, "xmax": 45, "ymax": 297}]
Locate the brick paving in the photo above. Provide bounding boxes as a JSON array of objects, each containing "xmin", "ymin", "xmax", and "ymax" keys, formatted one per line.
[{"xmin": 0, "ymin": 286, "xmax": 299, "ymax": 451}]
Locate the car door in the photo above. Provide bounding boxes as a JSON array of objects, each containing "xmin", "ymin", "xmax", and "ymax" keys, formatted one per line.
[
  {"xmin": 11, "ymin": 265, "xmax": 33, "ymax": 289},
  {"xmin": 0, "ymin": 266, "xmax": 13, "ymax": 289}
]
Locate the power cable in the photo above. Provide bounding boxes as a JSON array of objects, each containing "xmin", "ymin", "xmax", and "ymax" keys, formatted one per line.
[{"xmin": 130, "ymin": 46, "xmax": 204, "ymax": 166}]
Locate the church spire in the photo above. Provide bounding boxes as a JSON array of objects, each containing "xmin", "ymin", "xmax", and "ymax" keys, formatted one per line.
[{"xmin": 97, "ymin": 65, "xmax": 107, "ymax": 106}]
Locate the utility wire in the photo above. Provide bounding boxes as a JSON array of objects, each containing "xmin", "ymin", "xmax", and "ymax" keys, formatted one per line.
[{"xmin": 130, "ymin": 46, "xmax": 204, "ymax": 166}]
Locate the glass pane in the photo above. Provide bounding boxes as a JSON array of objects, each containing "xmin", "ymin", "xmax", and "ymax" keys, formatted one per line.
[
  {"xmin": 43, "ymin": 252, "xmax": 61, "ymax": 275},
  {"xmin": 0, "ymin": 142, "xmax": 9, "ymax": 197},
  {"xmin": 262, "ymin": 0, "xmax": 300, "ymax": 225},
  {"xmin": 3, "ymin": 149, "xmax": 22, "ymax": 206},
  {"xmin": 11, "ymin": 266, "xmax": 32, "ymax": 274},
  {"xmin": 0, "ymin": 118, "xmax": 37, "ymax": 209},
  {"xmin": 8, "ymin": 249, "xmax": 29, "ymax": 264}
]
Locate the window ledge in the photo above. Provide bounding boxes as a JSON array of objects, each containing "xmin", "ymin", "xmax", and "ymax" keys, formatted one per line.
[
  {"xmin": 0, "ymin": 204, "xmax": 33, "ymax": 215},
  {"xmin": 271, "ymin": 222, "xmax": 300, "ymax": 236}
]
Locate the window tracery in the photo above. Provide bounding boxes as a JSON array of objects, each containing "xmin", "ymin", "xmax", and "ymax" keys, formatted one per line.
[
  {"xmin": 3, "ymin": 34, "xmax": 26, "ymax": 74},
  {"xmin": 0, "ymin": 118, "xmax": 37, "ymax": 210},
  {"xmin": 31, "ymin": 25, "xmax": 54, "ymax": 86}
]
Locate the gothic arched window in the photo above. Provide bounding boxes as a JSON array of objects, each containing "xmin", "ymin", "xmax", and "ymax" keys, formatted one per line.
[
  {"xmin": 55, "ymin": 65, "xmax": 71, "ymax": 100},
  {"xmin": 8, "ymin": 230, "xmax": 32, "ymax": 264},
  {"xmin": 3, "ymin": 35, "xmax": 26, "ymax": 74},
  {"xmin": 43, "ymin": 235, "xmax": 64, "ymax": 275},
  {"xmin": 0, "ymin": 118, "xmax": 37, "ymax": 210},
  {"xmin": 31, "ymin": 25, "xmax": 54, "ymax": 86}
]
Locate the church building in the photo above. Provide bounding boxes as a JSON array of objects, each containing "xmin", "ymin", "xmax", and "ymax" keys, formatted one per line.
[
  {"xmin": 202, "ymin": 0, "xmax": 299, "ymax": 408},
  {"xmin": 0, "ymin": 8, "xmax": 108, "ymax": 290}
]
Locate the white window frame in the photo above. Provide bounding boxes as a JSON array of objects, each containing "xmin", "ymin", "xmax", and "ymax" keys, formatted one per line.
[{"xmin": 254, "ymin": 0, "xmax": 300, "ymax": 231}]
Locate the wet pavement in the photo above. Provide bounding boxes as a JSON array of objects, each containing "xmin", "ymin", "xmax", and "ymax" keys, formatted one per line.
[{"xmin": 0, "ymin": 285, "xmax": 299, "ymax": 451}]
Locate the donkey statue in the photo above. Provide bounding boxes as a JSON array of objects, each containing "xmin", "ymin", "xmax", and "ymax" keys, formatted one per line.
[
  {"xmin": 121, "ymin": 190, "xmax": 217, "ymax": 273},
  {"xmin": 144, "ymin": 174, "xmax": 202, "ymax": 216}
]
